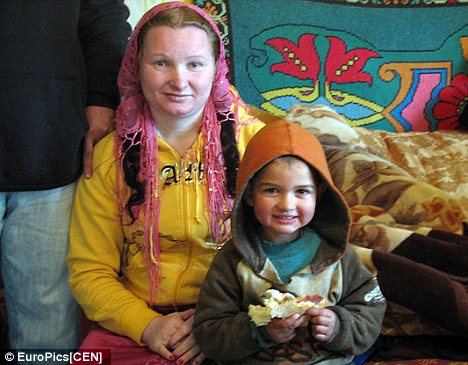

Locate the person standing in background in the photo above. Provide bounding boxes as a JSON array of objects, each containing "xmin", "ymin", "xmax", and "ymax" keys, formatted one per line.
[{"xmin": 0, "ymin": 0, "xmax": 131, "ymax": 356}]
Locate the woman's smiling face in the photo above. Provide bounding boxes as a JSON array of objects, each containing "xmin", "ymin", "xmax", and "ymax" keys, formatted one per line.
[{"xmin": 138, "ymin": 25, "xmax": 216, "ymax": 122}]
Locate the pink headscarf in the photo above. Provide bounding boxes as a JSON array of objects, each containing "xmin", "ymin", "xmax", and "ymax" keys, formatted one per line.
[{"xmin": 114, "ymin": 1, "xmax": 238, "ymax": 302}]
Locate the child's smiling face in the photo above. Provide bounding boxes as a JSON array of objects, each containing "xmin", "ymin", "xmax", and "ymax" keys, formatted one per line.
[{"xmin": 246, "ymin": 156, "xmax": 318, "ymax": 243}]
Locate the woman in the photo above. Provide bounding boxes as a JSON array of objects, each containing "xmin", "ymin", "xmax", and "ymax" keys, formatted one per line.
[{"xmin": 67, "ymin": 2, "xmax": 264, "ymax": 364}]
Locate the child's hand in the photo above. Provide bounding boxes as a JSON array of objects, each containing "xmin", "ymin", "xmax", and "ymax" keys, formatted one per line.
[
  {"xmin": 306, "ymin": 308, "xmax": 336, "ymax": 342},
  {"xmin": 265, "ymin": 314, "xmax": 306, "ymax": 343}
]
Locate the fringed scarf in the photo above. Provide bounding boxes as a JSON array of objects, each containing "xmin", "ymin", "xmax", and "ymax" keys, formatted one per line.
[{"xmin": 114, "ymin": 1, "xmax": 243, "ymax": 304}]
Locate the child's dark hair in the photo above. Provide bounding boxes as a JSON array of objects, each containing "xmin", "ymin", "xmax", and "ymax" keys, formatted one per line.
[{"xmin": 250, "ymin": 155, "xmax": 322, "ymax": 189}]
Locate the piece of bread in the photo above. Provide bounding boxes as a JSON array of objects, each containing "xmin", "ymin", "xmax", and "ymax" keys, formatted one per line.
[{"xmin": 248, "ymin": 289, "xmax": 324, "ymax": 326}]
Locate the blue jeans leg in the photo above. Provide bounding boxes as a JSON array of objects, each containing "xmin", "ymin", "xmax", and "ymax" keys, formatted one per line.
[{"xmin": 0, "ymin": 183, "xmax": 80, "ymax": 355}]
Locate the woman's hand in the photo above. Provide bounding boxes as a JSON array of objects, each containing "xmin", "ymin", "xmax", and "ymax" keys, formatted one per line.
[
  {"xmin": 141, "ymin": 308, "xmax": 206, "ymax": 365},
  {"xmin": 265, "ymin": 314, "xmax": 306, "ymax": 344},
  {"xmin": 306, "ymin": 308, "xmax": 337, "ymax": 342}
]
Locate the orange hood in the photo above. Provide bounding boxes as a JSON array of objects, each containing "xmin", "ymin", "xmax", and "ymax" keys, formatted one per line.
[{"xmin": 232, "ymin": 120, "xmax": 351, "ymax": 272}]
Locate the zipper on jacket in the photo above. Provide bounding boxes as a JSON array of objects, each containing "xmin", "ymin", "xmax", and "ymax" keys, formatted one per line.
[{"xmin": 173, "ymin": 157, "xmax": 192, "ymax": 303}]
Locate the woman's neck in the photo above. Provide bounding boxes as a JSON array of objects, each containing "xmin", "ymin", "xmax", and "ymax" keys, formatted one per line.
[{"xmin": 154, "ymin": 112, "xmax": 203, "ymax": 157}]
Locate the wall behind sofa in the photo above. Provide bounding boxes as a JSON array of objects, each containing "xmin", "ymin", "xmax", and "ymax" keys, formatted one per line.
[{"xmin": 122, "ymin": 0, "xmax": 468, "ymax": 132}]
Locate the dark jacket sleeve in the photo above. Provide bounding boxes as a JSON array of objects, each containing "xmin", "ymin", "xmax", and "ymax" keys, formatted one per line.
[
  {"xmin": 79, "ymin": 0, "xmax": 131, "ymax": 108},
  {"xmin": 193, "ymin": 242, "xmax": 264, "ymax": 362},
  {"xmin": 322, "ymin": 248, "xmax": 387, "ymax": 355}
]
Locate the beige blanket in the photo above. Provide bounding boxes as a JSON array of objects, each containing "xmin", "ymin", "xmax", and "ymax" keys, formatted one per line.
[{"xmin": 285, "ymin": 104, "xmax": 468, "ymax": 337}]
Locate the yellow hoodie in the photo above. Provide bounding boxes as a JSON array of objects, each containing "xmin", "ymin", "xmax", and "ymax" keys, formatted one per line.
[{"xmin": 68, "ymin": 115, "xmax": 264, "ymax": 344}]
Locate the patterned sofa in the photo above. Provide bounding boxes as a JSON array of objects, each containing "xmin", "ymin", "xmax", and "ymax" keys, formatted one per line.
[{"xmin": 249, "ymin": 99, "xmax": 468, "ymax": 363}]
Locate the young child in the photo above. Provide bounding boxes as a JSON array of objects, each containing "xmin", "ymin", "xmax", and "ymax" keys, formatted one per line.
[{"xmin": 193, "ymin": 120, "xmax": 386, "ymax": 364}]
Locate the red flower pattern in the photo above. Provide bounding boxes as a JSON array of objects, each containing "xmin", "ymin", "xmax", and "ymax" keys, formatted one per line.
[
  {"xmin": 325, "ymin": 37, "xmax": 380, "ymax": 85},
  {"xmin": 266, "ymin": 34, "xmax": 320, "ymax": 82},
  {"xmin": 266, "ymin": 34, "xmax": 381, "ymax": 86},
  {"xmin": 433, "ymin": 73, "xmax": 468, "ymax": 129}
]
